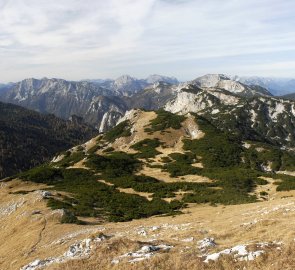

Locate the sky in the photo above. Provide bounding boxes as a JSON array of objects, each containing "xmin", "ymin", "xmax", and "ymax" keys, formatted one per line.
[{"xmin": 0, "ymin": 0, "xmax": 295, "ymax": 82}]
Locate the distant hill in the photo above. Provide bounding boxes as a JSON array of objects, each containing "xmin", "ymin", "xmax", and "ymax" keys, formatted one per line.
[
  {"xmin": 283, "ymin": 93, "xmax": 295, "ymax": 100},
  {"xmin": 0, "ymin": 76, "xmax": 178, "ymax": 131},
  {"xmin": 0, "ymin": 101, "xmax": 97, "ymax": 178},
  {"xmin": 233, "ymin": 76, "xmax": 295, "ymax": 96},
  {"xmin": 0, "ymin": 78, "xmax": 126, "ymax": 132}
]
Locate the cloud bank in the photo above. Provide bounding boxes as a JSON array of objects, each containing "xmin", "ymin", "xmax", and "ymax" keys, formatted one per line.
[{"xmin": 0, "ymin": 0, "xmax": 295, "ymax": 81}]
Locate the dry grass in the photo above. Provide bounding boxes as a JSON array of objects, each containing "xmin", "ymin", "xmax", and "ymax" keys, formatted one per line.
[
  {"xmin": 2, "ymin": 111, "xmax": 295, "ymax": 269},
  {"xmin": 52, "ymin": 240, "xmax": 295, "ymax": 270},
  {"xmin": 2, "ymin": 178, "xmax": 295, "ymax": 270}
]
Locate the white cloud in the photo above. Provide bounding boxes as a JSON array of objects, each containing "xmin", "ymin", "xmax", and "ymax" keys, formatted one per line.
[{"xmin": 0, "ymin": 0, "xmax": 294, "ymax": 81}]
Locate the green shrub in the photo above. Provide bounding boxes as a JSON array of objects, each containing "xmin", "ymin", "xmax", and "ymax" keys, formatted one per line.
[
  {"xmin": 161, "ymin": 156, "xmax": 172, "ymax": 163},
  {"xmin": 54, "ymin": 151, "xmax": 85, "ymax": 168},
  {"xmin": 86, "ymin": 152, "xmax": 141, "ymax": 177},
  {"xmin": 272, "ymin": 173, "xmax": 295, "ymax": 191},
  {"xmin": 131, "ymin": 138, "xmax": 162, "ymax": 159},
  {"xmin": 183, "ymin": 116, "xmax": 242, "ymax": 168},
  {"xmin": 104, "ymin": 120, "xmax": 131, "ymax": 142},
  {"xmin": 144, "ymin": 109, "xmax": 186, "ymax": 132},
  {"xmin": 163, "ymin": 162, "xmax": 200, "ymax": 177},
  {"xmin": 19, "ymin": 165, "xmax": 63, "ymax": 184},
  {"xmin": 103, "ymin": 147, "xmax": 115, "ymax": 153},
  {"xmin": 87, "ymin": 144, "xmax": 102, "ymax": 155},
  {"xmin": 169, "ymin": 152, "xmax": 196, "ymax": 164}
]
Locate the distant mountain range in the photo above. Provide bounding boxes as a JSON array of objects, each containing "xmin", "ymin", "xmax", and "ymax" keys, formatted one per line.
[
  {"xmin": 1, "ymin": 73, "xmax": 295, "ymax": 269},
  {"xmin": 232, "ymin": 76, "xmax": 295, "ymax": 96},
  {"xmin": 87, "ymin": 74, "xmax": 179, "ymax": 96},
  {"xmin": 0, "ymin": 75, "xmax": 179, "ymax": 131},
  {"xmin": 0, "ymin": 101, "xmax": 97, "ymax": 178},
  {"xmin": 0, "ymin": 74, "xmax": 294, "ymax": 145}
]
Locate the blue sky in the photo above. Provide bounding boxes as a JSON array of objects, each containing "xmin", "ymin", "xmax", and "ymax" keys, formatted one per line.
[{"xmin": 0, "ymin": 0, "xmax": 295, "ymax": 82}]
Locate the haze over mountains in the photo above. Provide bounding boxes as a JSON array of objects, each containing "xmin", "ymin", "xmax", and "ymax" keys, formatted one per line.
[{"xmin": 233, "ymin": 76, "xmax": 295, "ymax": 96}]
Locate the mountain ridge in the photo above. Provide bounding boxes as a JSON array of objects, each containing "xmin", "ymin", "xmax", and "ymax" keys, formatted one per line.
[{"xmin": 0, "ymin": 74, "xmax": 294, "ymax": 140}]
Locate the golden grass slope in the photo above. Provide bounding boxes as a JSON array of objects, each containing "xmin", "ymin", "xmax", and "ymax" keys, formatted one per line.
[{"xmin": 1, "ymin": 177, "xmax": 295, "ymax": 269}]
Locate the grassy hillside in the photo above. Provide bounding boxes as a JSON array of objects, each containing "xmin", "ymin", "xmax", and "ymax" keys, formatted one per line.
[{"xmin": 17, "ymin": 109, "xmax": 295, "ymax": 224}]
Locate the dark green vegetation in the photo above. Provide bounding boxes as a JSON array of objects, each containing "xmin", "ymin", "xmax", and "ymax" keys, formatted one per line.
[
  {"xmin": 155, "ymin": 115, "xmax": 295, "ymax": 200},
  {"xmin": 104, "ymin": 120, "xmax": 131, "ymax": 142},
  {"xmin": 85, "ymin": 151, "xmax": 141, "ymax": 177},
  {"xmin": 144, "ymin": 109, "xmax": 186, "ymax": 132},
  {"xmin": 17, "ymin": 111, "xmax": 295, "ymax": 224},
  {"xmin": 54, "ymin": 150, "xmax": 86, "ymax": 168},
  {"xmin": 163, "ymin": 152, "xmax": 199, "ymax": 177},
  {"xmin": 243, "ymin": 142, "xmax": 295, "ymax": 171},
  {"xmin": 20, "ymin": 162, "xmax": 182, "ymax": 223},
  {"xmin": 271, "ymin": 173, "xmax": 295, "ymax": 191},
  {"xmin": 131, "ymin": 138, "xmax": 162, "ymax": 158},
  {"xmin": 0, "ymin": 102, "xmax": 97, "ymax": 179},
  {"xmin": 202, "ymin": 97, "xmax": 295, "ymax": 148},
  {"xmin": 183, "ymin": 116, "xmax": 242, "ymax": 168}
]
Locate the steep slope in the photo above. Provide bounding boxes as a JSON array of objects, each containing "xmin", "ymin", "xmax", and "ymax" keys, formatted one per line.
[
  {"xmin": 0, "ymin": 78, "xmax": 127, "ymax": 130},
  {"xmin": 1, "ymin": 74, "xmax": 292, "ymax": 136},
  {"xmin": 2, "ymin": 109, "xmax": 295, "ymax": 270},
  {"xmin": 0, "ymin": 76, "xmax": 179, "ymax": 131},
  {"xmin": 165, "ymin": 84, "xmax": 295, "ymax": 148},
  {"xmin": 16, "ymin": 109, "xmax": 295, "ymax": 223},
  {"xmin": 0, "ymin": 102, "xmax": 97, "ymax": 179},
  {"xmin": 0, "ymin": 82, "xmax": 15, "ymax": 94},
  {"xmin": 125, "ymin": 82, "xmax": 177, "ymax": 110}
]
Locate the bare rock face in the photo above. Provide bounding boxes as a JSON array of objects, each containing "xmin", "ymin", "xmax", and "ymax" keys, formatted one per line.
[
  {"xmin": 193, "ymin": 74, "xmax": 230, "ymax": 88},
  {"xmin": 98, "ymin": 111, "xmax": 124, "ymax": 133},
  {"xmin": 164, "ymin": 82, "xmax": 295, "ymax": 147},
  {"xmin": 0, "ymin": 78, "xmax": 127, "ymax": 132},
  {"xmin": 192, "ymin": 74, "xmax": 272, "ymax": 97}
]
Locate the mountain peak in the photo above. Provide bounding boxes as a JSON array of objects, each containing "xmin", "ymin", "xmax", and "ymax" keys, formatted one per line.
[
  {"xmin": 146, "ymin": 74, "xmax": 179, "ymax": 84},
  {"xmin": 192, "ymin": 74, "xmax": 230, "ymax": 88},
  {"xmin": 114, "ymin": 75, "xmax": 135, "ymax": 84}
]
